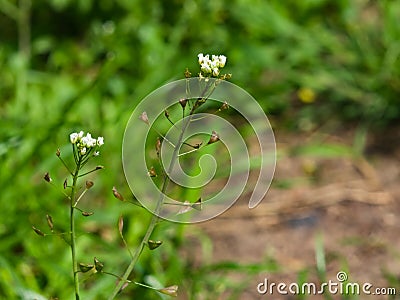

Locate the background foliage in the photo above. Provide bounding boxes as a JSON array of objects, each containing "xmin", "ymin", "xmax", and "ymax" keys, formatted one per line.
[{"xmin": 0, "ymin": 0, "xmax": 399, "ymax": 299}]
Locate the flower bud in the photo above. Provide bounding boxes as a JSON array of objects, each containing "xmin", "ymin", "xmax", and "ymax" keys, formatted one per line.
[
  {"xmin": 95, "ymin": 165, "xmax": 104, "ymax": 170},
  {"xmin": 56, "ymin": 148, "xmax": 60, "ymax": 157},
  {"xmin": 184, "ymin": 68, "xmax": 191, "ymax": 78},
  {"xmin": 63, "ymin": 178, "xmax": 68, "ymax": 189}
]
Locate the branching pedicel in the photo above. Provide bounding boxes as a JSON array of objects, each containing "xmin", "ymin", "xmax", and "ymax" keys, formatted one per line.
[{"xmin": 35, "ymin": 131, "xmax": 104, "ymax": 300}]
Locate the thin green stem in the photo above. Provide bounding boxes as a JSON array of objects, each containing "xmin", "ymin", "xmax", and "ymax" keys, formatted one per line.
[
  {"xmin": 70, "ymin": 157, "xmax": 82, "ymax": 300},
  {"xmin": 77, "ymin": 166, "xmax": 102, "ymax": 178},
  {"xmin": 177, "ymin": 148, "xmax": 200, "ymax": 157},
  {"xmin": 73, "ymin": 188, "xmax": 88, "ymax": 207}
]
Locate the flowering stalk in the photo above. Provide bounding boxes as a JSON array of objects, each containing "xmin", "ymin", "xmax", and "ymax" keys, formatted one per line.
[
  {"xmin": 67, "ymin": 131, "xmax": 104, "ymax": 300},
  {"xmin": 109, "ymin": 54, "xmax": 228, "ymax": 299},
  {"xmin": 70, "ymin": 157, "xmax": 81, "ymax": 299}
]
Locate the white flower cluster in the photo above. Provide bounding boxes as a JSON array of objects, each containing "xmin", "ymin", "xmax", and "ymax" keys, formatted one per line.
[
  {"xmin": 198, "ymin": 53, "xmax": 227, "ymax": 77},
  {"xmin": 70, "ymin": 131, "xmax": 104, "ymax": 156}
]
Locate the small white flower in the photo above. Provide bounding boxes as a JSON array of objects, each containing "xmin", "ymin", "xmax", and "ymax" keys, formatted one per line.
[
  {"xmin": 70, "ymin": 132, "xmax": 79, "ymax": 144},
  {"xmin": 88, "ymin": 135, "xmax": 97, "ymax": 147},
  {"xmin": 93, "ymin": 151, "xmax": 100, "ymax": 156},
  {"xmin": 212, "ymin": 68, "xmax": 219, "ymax": 76},
  {"xmin": 80, "ymin": 147, "xmax": 87, "ymax": 155},
  {"xmin": 97, "ymin": 136, "xmax": 104, "ymax": 146},
  {"xmin": 81, "ymin": 133, "xmax": 95, "ymax": 147},
  {"xmin": 201, "ymin": 63, "xmax": 212, "ymax": 74},
  {"xmin": 218, "ymin": 55, "xmax": 226, "ymax": 68},
  {"xmin": 78, "ymin": 131, "xmax": 84, "ymax": 138},
  {"xmin": 198, "ymin": 53, "xmax": 227, "ymax": 77},
  {"xmin": 210, "ymin": 59, "xmax": 218, "ymax": 69},
  {"xmin": 198, "ymin": 53, "xmax": 204, "ymax": 64},
  {"xmin": 81, "ymin": 136, "xmax": 88, "ymax": 147}
]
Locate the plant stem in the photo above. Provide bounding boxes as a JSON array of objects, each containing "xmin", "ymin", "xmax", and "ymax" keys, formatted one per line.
[
  {"xmin": 108, "ymin": 128, "xmax": 186, "ymax": 299},
  {"xmin": 70, "ymin": 157, "xmax": 82, "ymax": 300},
  {"xmin": 109, "ymin": 81, "xmax": 214, "ymax": 299}
]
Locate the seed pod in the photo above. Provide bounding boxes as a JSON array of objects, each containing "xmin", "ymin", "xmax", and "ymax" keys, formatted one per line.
[
  {"xmin": 148, "ymin": 166, "xmax": 157, "ymax": 177},
  {"xmin": 155, "ymin": 138, "xmax": 161, "ymax": 155},
  {"xmin": 44, "ymin": 172, "xmax": 52, "ymax": 183},
  {"xmin": 85, "ymin": 181, "xmax": 94, "ymax": 189},
  {"xmin": 32, "ymin": 226, "xmax": 45, "ymax": 237},
  {"xmin": 220, "ymin": 101, "xmax": 229, "ymax": 111},
  {"xmin": 46, "ymin": 214, "xmax": 54, "ymax": 231},
  {"xmin": 147, "ymin": 240, "xmax": 163, "ymax": 250},
  {"xmin": 112, "ymin": 186, "xmax": 124, "ymax": 201},
  {"xmin": 179, "ymin": 98, "xmax": 187, "ymax": 109},
  {"xmin": 191, "ymin": 198, "xmax": 202, "ymax": 211},
  {"xmin": 158, "ymin": 285, "xmax": 178, "ymax": 297},
  {"xmin": 118, "ymin": 215, "xmax": 124, "ymax": 235},
  {"xmin": 94, "ymin": 257, "xmax": 104, "ymax": 272},
  {"xmin": 82, "ymin": 211, "xmax": 94, "ymax": 217},
  {"xmin": 79, "ymin": 263, "xmax": 94, "ymax": 273},
  {"xmin": 139, "ymin": 111, "xmax": 149, "ymax": 124},
  {"xmin": 207, "ymin": 131, "xmax": 220, "ymax": 145}
]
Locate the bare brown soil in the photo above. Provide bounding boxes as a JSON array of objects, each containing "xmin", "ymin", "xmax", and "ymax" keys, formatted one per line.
[{"xmin": 190, "ymin": 128, "xmax": 400, "ymax": 299}]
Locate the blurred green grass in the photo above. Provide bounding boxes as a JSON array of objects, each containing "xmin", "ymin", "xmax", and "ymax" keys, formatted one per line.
[{"xmin": 1, "ymin": 0, "xmax": 399, "ymax": 298}]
